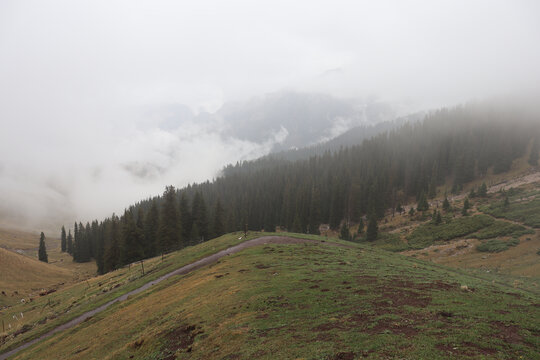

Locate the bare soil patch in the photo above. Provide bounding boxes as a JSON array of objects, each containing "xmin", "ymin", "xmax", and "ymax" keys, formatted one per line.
[{"xmin": 161, "ymin": 324, "xmax": 202, "ymax": 360}]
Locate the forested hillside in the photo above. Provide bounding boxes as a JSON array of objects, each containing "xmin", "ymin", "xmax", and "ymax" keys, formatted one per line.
[{"xmin": 62, "ymin": 103, "xmax": 540, "ymax": 274}]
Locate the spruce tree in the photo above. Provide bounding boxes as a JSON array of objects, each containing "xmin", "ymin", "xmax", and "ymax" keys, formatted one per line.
[
  {"xmin": 417, "ymin": 192, "xmax": 429, "ymax": 212},
  {"xmin": 366, "ymin": 216, "xmax": 378, "ymax": 242},
  {"xmin": 358, "ymin": 217, "xmax": 364, "ymax": 234},
  {"xmin": 191, "ymin": 192, "xmax": 209, "ymax": 243},
  {"xmin": 213, "ymin": 198, "xmax": 225, "ymax": 238},
  {"xmin": 96, "ymin": 222, "xmax": 105, "ymax": 274},
  {"xmin": 60, "ymin": 226, "xmax": 67, "ymax": 252},
  {"xmin": 504, "ymin": 195, "xmax": 510, "ymax": 210},
  {"xmin": 144, "ymin": 200, "xmax": 159, "ymax": 257},
  {"xmin": 442, "ymin": 197, "xmax": 451, "ymax": 212},
  {"xmin": 478, "ymin": 182, "xmax": 488, "ymax": 197},
  {"xmin": 158, "ymin": 186, "xmax": 181, "ymax": 253},
  {"xmin": 339, "ymin": 222, "xmax": 350, "ymax": 241},
  {"xmin": 461, "ymin": 198, "xmax": 470, "ymax": 216},
  {"xmin": 435, "ymin": 211, "xmax": 442, "ymax": 225},
  {"xmin": 463, "ymin": 197, "xmax": 471, "ymax": 210},
  {"xmin": 73, "ymin": 222, "xmax": 79, "ymax": 261},
  {"xmin": 122, "ymin": 209, "xmax": 144, "ymax": 264},
  {"xmin": 104, "ymin": 214, "xmax": 121, "ymax": 272},
  {"xmin": 38, "ymin": 232, "xmax": 48, "ymax": 263},
  {"xmin": 67, "ymin": 229, "xmax": 73, "ymax": 255},
  {"xmin": 308, "ymin": 187, "xmax": 321, "ymax": 234},
  {"xmin": 80, "ymin": 222, "xmax": 92, "ymax": 262},
  {"xmin": 179, "ymin": 193, "xmax": 192, "ymax": 241}
]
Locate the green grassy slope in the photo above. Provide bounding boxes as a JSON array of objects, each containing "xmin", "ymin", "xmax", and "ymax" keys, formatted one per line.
[{"xmin": 4, "ymin": 234, "xmax": 538, "ymax": 360}]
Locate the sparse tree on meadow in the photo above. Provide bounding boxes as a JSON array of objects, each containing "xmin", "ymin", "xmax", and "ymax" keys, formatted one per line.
[
  {"xmin": 38, "ymin": 232, "xmax": 48, "ymax": 263},
  {"xmin": 61, "ymin": 226, "xmax": 67, "ymax": 252}
]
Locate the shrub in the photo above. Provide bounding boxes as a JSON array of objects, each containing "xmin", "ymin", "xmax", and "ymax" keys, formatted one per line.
[
  {"xmin": 407, "ymin": 215, "xmax": 494, "ymax": 249},
  {"xmin": 476, "ymin": 238, "xmax": 520, "ymax": 253},
  {"xmin": 470, "ymin": 221, "xmax": 534, "ymax": 239}
]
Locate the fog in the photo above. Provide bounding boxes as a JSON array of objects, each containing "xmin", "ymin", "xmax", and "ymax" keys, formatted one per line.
[{"xmin": 1, "ymin": 0, "xmax": 539, "ymax": 232}]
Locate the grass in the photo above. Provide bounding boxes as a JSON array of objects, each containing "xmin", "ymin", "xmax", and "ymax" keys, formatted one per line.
[
  {"xmin": 0, "ymin": 227, "xmax": 97, "ymax": 282},
  {"xmin": 369, "ymin": 232, "xmax": 409, "ymax": 252},
  {"xmin": 480, "ymin": 198, "xmax": 540, "ymax": 228},
  {"xmin": 5, "ymin": 233, "xmax": 538, "ymax": 360},
  {"xmin": 470, "ymin": 221, "xmax": 534, "ymax": 239},
  {"xmin": 0, "ymin": 248, "xmax": 73, "ymax": 307},
  {"xmin": 407, "ymin": 215, "xmax": 495, "ymax": 249},
  {"xmin": 476, "ymin": 238, "xmax": 521, "ymax": 253},
  {"xmin": 0, "ymin": 232, "xmax": 264, "ymax": 353}
]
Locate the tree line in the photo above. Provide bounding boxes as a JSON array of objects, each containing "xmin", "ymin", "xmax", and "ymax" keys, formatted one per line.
[
  {"xmin": 61, "ymin": 102, "xmax": 540, "ymax": 274},
  {"xmin": 60, "ymin": 188, "xmax": 225, "ymax": 274}
]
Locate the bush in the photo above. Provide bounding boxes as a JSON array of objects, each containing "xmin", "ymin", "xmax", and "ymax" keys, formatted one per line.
[
  {"xmin": 470, "ymin": 221, "xmax": 534, "ymax": 239},
  {"xmin": 480, "ymin": 198, "xmax": 540, "ymax": 228},
  {"xmin": 477, "ymin": 238, "xmax": 520, "ymax": 253},
  {"xmin": 373, "ymin": 232, "xmax": 409, "ymax": 252},
  {"xmin": 407, "ymin": 215, "xmax": 494, "ymax": 249}
]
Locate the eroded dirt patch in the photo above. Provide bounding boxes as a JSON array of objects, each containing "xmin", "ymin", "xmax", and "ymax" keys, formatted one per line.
[
  {"xmin": 160, "ymin": 324, "xmax": 202, "ymax": 360},
  {"xmin": 490, "ymin": 321, "xmax": 524, "ymax": 344}
]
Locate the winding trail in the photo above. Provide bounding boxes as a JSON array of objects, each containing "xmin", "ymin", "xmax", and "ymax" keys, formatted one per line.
[{"xmin": 0, "ymin": 236, "xmax": 350, "ymax": 360}]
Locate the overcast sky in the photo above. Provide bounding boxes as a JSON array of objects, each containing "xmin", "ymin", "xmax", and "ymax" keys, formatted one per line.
[{"xmin": 1, "ymin": 0, "xmax": 539, "ymax": 232}]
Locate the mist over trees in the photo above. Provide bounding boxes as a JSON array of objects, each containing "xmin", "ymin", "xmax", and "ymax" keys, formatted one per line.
[{"xmin": 62, "ymin": 103, "xmax": 540, "ymax": 274}]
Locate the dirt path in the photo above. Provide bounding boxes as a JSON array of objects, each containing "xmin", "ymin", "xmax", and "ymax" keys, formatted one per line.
[{"xmin": 0, "ymin": 236, "xmax": 349, "ymax": 360}]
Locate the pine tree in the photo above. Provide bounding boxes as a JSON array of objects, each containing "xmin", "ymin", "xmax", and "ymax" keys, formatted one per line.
[
  {"xmin": 366, "ymin": 216, "xmax": 378, "ymax": 242},
  {"xmin": 291, "ymin": 213, "xmax": 302, "ymax": 233},
  {"xmin": 60, "ymin": 226, "xmax": 67, "ymax": 252},
  {"xmin": 79, "ymin": 222, "xmax": 92, "ymax": 262},
  {"xmin": 339, "ymin": 222, "xmax": 350, "ymax": 241},
  {"xmin": 417, "ymin": 192, "xmax": 429, "ymax": 212},
  {"xmin": 463, "ymin": 197, "xmax": 471, "ymax": 210},
  {"xmin": 67, "ymin": 229, "xmax": 73, "ymax": 255},
  {"xmin": 144, "ymin": 200, "xmax": 159, "ymax": 257},
  {"xmin": 96, "ymin": 222, "xmax": 105, "ymax": 274},
  {"xmin": 434, "ymin": 210, "xmax": 442, "ymax": 225},
  {"xmin": 158, "ymin": 186, "xmax": 181, "ymax": 253},
  {"xmin": 191, "ymin": 192, "xmax": 209, "ymax": 243},
  {"xmin": 179, "ymin": 193, "xmax": 192, "ymax": 241},
  {"xmin": 213, "ymin": 198, "xmax": 225, "ymax": 238},
  {"xmin": 504, "ymin": 195, "xmax": 510, "ymax": 210},
  {"xmin": 478, "ymin": 182, "xmax": 488, "ymax": 197},
  {"xmin": 442, "ymin": 197, "xmax": 451, "ymax": 212},
  {"xmin": 38, "ymin": 232, "xmax": 48, "ymax": 263},
  {"xmin": 104, "ymin": 214, "xmax": 121, "ymax": 272},
  {"xmin": 308, "ymin": 186, "xmax": 321, "ymax": 235},
  {"xmin": 469, "ymin": 188, "xmax": 476, "ymax": 198},
  {"xmin": 358, "ymin": 217, "xmax": 364, "ymax": 234},
  {"xmin": 461, "ymin": 198, "xmax": 470, "ymax": 216},
  {"xmin": 73, "ymin": 222, "xmax": 79, "ymax": 261},
  {"xmin": 122, "ymin": 209, "xmax": 144, "ymax": 264}
]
